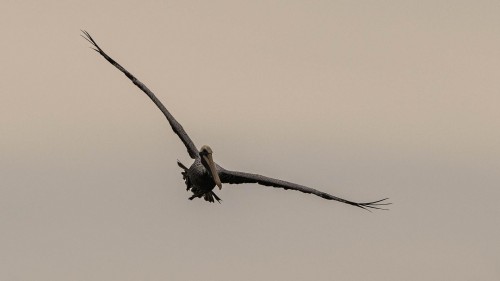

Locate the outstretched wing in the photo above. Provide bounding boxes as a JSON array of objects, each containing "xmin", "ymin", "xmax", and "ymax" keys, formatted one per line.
[
  {"xmin": 218, "ymin": 167, "xmax": 390, "ymax": 211},
  {"xmin": 81, "ymin": 30, "xmax": 199, "ymax": 159}
]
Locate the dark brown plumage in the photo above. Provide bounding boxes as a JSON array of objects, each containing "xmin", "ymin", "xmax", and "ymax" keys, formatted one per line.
[{"xmin": 82, "ymin": 30, "xmax": 390, "ymax": 211}]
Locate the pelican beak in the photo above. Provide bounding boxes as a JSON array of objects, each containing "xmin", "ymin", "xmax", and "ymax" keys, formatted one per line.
[{"xmin": 203, "ymin": 154, "xmax": 222, "ymax": 189}]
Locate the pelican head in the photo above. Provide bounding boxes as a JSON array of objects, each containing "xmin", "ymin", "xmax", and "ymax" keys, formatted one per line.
[{"xmin": 200, "ymin": 145, "xmax": 222, "ymax": 189}]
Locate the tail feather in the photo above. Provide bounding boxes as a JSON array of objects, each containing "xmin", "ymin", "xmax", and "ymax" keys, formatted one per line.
[
  {"xmin": 211, "ymin": 192, "xmax": 222, "ymax": 203},
  {"xmin": 203, "ymin": 192, "xmax": 212, "ymax": 202},
  {"xmin": 203, "ymin": 191, "xmax": 222, "ymax": 203}
]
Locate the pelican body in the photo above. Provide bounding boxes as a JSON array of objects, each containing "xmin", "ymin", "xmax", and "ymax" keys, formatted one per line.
[
  {"xmin": 82, "ymin": 31, "xmax": 390, "ymax": 210},
  {"xmin": 178, "ymin": 146, "xmax": 222, "ymax": 203}
]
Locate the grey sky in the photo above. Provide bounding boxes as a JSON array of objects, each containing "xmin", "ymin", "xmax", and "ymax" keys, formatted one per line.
[{"xmin": 1, "ymin": 1, "xmax": 499, "ymax": 280}]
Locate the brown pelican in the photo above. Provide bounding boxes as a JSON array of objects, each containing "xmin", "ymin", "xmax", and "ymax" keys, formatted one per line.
[{"xmin": 81, "ymin": 31, "xmax": 390, "ymax": 210}]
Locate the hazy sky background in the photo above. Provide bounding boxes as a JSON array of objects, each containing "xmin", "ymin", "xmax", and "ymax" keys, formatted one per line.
[{"xmin": 1, "ymin": 1, "xmax": 499, "ymax": 280}]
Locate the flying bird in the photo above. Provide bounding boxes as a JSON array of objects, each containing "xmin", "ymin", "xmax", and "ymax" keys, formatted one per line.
[{"xmin": 81, "ymin": 31, "xmax": 390, "ymax": 211}]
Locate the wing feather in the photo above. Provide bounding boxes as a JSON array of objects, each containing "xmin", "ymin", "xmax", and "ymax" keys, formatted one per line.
[
  {"xmin": 218, "ymin": 167, "xmax": 390, "ymax": 211},
  {"xmin": 81, "ymin": 30, "xmax": 199, "ymax": 159}
]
